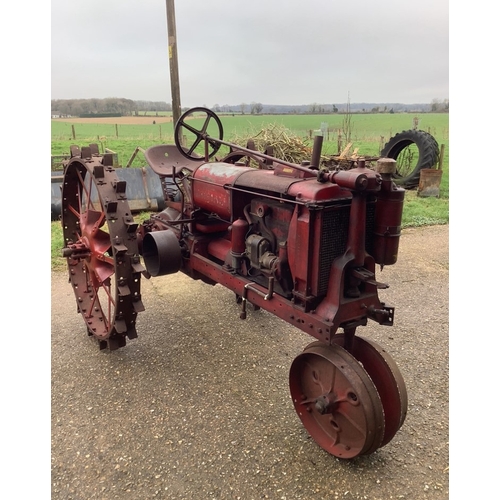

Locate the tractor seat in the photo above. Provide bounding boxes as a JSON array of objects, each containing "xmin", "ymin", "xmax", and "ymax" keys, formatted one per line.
[{"xmin": 145, "ymin": 144, "xmax": 204, "ymax": 177}]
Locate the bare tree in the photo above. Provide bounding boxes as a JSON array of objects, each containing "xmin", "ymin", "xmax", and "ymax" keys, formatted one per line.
[
  {"xmin": 250, "ymin": 102, "xmax": 263, "ymax": 114},
  {"xmin": 341, "ymin": 93, "xmax": 353, "ymax": 144},
  {"xmin": 431, "ymin": 98, "xmax": 449, "ymax": 112}
]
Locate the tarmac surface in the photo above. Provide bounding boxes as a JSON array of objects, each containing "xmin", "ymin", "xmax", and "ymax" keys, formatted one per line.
[{"xmin": 51, "ymin": 225, "xmax": 449, "ymax": 499}]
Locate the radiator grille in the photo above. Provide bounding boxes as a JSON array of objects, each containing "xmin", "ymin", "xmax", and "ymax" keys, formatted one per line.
[
  {"xmin": 365, "ymin": 200, "xmax": 376, "ymax": 257},
  {"xmin": 317, "ymin": 201, "xmax": 376, "ymax": 296}
]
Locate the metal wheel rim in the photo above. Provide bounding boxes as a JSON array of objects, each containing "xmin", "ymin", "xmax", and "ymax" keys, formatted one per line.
[
  {"xmin": 289, "ymin": 342, "xmax": 385, "ymax": 459},
  {"xmin": 332, "ymin": 334, "xmax": 408, "ymax": 447}
]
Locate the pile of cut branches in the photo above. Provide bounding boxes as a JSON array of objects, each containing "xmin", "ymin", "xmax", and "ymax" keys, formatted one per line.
[
  {"xmin": 322, "ymin": 142, "xmax": 380, "ymax": 171},
  {"xmin": 231, "ymin": 124, "xmax": 378, "ymax": 171},
  {"xmin": 231, "ymin": 124, "xmax": 329, "ymax": 166}
]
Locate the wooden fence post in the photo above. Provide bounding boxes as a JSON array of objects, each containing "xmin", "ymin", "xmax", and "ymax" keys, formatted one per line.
[
  {"xmin": 438, "ymin": 144, "xmax": 445, "ymax": 169},
  {"xmin": 72, "ymin": 125, "xmax": 76, "ymax": 140},
  {"xmin": 115, "ymin": 124, "xmax": 118, "ymax": 138}
]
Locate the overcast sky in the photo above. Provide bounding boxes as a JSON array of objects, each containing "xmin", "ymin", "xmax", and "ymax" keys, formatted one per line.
[{"xmin": 51, "ymin": 0, "xmax": 449, "ymax": 106}]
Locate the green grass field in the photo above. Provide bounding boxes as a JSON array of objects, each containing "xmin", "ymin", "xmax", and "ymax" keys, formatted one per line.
[
  {"xmin": 51, "ymin": 112, "xmax": 448, "ymax": 155},
  {"xmin": 51, "ymin": 112, "xmax": 449, "ymax": 270}
]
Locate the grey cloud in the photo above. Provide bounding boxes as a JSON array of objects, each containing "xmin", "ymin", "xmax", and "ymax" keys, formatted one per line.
[{"xmin": 51, "ymin": 0, "xmax": 449, "ymax": 105}]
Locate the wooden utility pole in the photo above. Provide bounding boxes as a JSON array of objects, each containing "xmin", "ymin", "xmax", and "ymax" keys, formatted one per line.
[{"xmin": 166, "ymin": 0, "xmax": 182, "ymax": 129}]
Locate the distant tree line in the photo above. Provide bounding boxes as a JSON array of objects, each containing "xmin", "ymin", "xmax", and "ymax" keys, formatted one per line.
[
  {"xmin": 210, "ymin": 100, "xmax": 449, "ymax": 115},
  {"xmin": 134, "ymin": 101, "xmax": 172, "ymax": 113},
  {"xmin": 51, "ymin": 98, "xmax": 172, "ymax": 117},
  {"xmin": 51, "ymin": 98, "xmax": 448, "ymax": 117}
]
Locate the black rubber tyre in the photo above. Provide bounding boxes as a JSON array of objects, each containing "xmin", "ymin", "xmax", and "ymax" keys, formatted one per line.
[{"xmin": 381, "ymin": 130, "xmax": 440, "ymax": 188}]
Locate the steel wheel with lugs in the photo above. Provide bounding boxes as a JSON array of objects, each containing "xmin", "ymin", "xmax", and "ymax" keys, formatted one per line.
[{"xmin": 60, "ymin": 145, "xmax": 145, "ymax": 350}]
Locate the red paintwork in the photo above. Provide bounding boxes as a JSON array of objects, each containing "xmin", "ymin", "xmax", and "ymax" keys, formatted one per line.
[{"xmin": 192, "ymin": 163, "xmax": 254, "ymax": 219}]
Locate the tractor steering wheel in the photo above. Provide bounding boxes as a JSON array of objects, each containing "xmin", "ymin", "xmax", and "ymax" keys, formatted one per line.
[{"xmin": 174, "ymin": 107, "xmax": 224, "ymax": 160}]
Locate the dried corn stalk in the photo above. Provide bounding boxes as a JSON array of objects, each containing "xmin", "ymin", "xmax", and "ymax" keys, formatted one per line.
[{"xmin": 231, "ymin": 124, "xmax": 378, "ymax": 171}]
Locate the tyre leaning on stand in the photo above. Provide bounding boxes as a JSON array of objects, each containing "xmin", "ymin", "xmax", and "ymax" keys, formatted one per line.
[{"xmin": 380, "ymin": 130, "xmax": 440, "ymax": 189}]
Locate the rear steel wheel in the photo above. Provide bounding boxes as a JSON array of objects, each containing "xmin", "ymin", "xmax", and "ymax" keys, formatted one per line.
[
  {"xmin": 220, "ymin": 140, "xmax": 275, "ymax": 170},
  {"xmin": 61, "ymin": 146, "xmax": 145, "ymax": 350},
  {"xmin": 289, "ymin": 341, "xmax": 385, "ymax": 458},
  {"xmin": 220, "ymin": 150, "xmax": 267, "ymax": 169},
  {"xmin": 331, "ymin": 334, "xmax": 407, "ymax": 447}
]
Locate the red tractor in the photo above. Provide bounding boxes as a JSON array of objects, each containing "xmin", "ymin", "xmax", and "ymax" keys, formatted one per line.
[{"xmin": 61, "ymin": 107, "xmax": 407, "ymax": 459}]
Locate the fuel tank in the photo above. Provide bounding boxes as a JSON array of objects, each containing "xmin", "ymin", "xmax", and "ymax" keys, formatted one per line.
[
  {"xmin": 192, "ymin": 163, "xmax": 255, "ymax": 219},
  {"xmin": 192, "ymin": 162, "xmax": 354, "ymax": 221}
]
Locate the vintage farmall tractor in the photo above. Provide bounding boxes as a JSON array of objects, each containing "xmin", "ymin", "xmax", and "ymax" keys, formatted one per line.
[{"xmin": 61, "ymin": 107, "xmax": 408, "ymax": 459}]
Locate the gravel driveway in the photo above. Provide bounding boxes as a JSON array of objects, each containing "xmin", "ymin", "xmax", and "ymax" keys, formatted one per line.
[{"xmin": 51, "ymin": 224, "xmax": 449, "ymax": 499}]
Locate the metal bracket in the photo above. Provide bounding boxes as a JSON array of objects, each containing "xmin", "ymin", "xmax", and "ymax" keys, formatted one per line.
[{"xmin": 352, "ymin": 267, "xmax": 389, "ymax": 289}]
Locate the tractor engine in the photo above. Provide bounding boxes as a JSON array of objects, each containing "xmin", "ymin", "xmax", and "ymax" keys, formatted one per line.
[{"xmin": 140, "ymin": 150, "xmax": 405, "ymax": 328}]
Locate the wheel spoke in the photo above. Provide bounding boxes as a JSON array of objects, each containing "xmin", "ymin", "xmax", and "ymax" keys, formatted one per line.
[
  {"xmin": 200, "ymin": 114, "xmax": 211, "ymax": 134},
  {"xmin": 187, "ymin": 135, "xmax": 203, "ymax": 156},
  {"xmin": 75, "ymin": 168, "xmax": 94, "ymax": 210},
  {"xmin": 180, "ymin": 120, "xmax": 200, "ymax": 136}
]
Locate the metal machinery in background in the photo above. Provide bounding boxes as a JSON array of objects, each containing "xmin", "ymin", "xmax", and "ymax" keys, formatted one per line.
[{"xmin": 61, "ymin": 108, "xmax": 408, "ymax": 459}]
